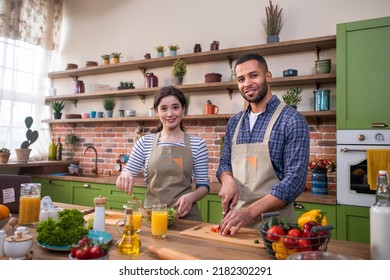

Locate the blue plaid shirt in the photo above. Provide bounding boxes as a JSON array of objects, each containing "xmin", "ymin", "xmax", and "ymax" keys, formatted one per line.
[{"xmin": 217, "ymin": 95, "xmax": 310, "ymax": 204}]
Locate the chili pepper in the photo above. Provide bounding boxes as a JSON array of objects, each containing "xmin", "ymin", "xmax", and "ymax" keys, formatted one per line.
[
  {"xmin": 279, "ymin": 216, "xmax": 291, "ymax": 231},
  {"xmin": 297, "ymin": 209, "xmax": 328, "ymax": 228}
]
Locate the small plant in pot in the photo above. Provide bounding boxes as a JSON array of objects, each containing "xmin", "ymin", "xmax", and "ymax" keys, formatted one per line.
[
  {"xmin": 111, "ymin": 52, "xmax": 122, "ymax": 64},
  {"xmin": 154, "ymin": 45, "xmax": 166, "ymax": 57},
  {"xmin": 15, "ymin": 116, "xmax": 39, "ymax": 163},
  {"xmin": 51, "ymin": 101, "xmax": 65, "ymax": 119},
  {"xmin": 103, "ymin": 97, "xmax": 116, "ymax": 118},
  {"xmin": 101, "ymin": 54, "xmax": 111, "ymax": 65},
  {"xmin": 172, "ymin": 59, "xmax": 187, "ymax": 85},
  {"xmin": 263, "ymin": 0, "xmax": 284, "ymax": 43},
  {"xmin": 282, "ymin": 87, "xmax": 303, "ymax": 109},
  {"xmin": 0, "ymin": 148, "xmax": 11, "ymax": 164},
  {"xmin": 118, "ymin": 81, "xmax": 135, "ymax": 90},
  {"xmin": 168, "ymin": 44, "xmax": 180, "ymax": 56}
]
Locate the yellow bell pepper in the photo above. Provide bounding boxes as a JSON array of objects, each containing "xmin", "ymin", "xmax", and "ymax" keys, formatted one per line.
[
  {"xmin": 272, "ymin": 240, "xmax": 298, "ymax": 260},
  {"xmin": 297, "ymin": 209, "xmax": 328, "ymax": 228}
]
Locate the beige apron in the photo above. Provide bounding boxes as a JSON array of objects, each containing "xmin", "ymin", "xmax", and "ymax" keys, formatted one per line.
[
  {"xmin": 146, "ymin": 132, "xmax": 202, "ymax": 221},
  {"xmin": 231, "ymin": 102, "xmax": 294, "ymax": 228}
]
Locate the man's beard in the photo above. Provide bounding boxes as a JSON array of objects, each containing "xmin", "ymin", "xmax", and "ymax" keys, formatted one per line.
[{"xmin": 240, "ymin": 80, "xmax": 268, "ymax": 103}]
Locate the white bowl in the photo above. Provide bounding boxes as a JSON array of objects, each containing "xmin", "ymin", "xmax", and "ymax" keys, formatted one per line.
[{"xmin": 4, "ymin": 232, "xmax": 33, "ymax": 259}]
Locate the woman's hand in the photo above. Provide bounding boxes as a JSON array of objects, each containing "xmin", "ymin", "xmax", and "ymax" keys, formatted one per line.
[
  {"xmin": 175, "ymin": 193, "xmax": 196, "ymax": 218},
  {"xmin": 116, "ymin": 170, "xmax": 134, "ymax": 195}
]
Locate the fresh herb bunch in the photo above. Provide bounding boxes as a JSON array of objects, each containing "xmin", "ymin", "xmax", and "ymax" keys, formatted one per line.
[{"xmin": 36, "ymin": 209, "xmax": 88, "ymax": 246}]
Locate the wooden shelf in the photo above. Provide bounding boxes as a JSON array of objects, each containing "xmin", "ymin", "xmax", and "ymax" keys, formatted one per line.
[
  {"xmin": 42, "ymin": 111, "xmax": 336, "ymax": 125},
  {"xmin": 45, "ymin": 73, "xmax": 336, "ymax": 103},
  {"xmin": 48, "ymin": 35, "xmax": 336, "ymax": 79}
]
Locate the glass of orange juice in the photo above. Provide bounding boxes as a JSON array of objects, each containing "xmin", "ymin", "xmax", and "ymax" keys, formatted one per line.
[
  {"xmin": 19, "ymin": 183, "xmax": 41, "ymax": 225},
  {"xmin": 125, "ymin": 201, "xmax": 142, "ymax": 232},
  {"xmin": 151, "ymin": 203, "xmax": 168, "ymax": 239}
]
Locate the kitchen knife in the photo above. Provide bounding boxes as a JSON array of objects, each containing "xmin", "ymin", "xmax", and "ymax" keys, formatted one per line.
[{"xmin": 218, "ymin": 199, "xmax": 233, "ymax": 229}]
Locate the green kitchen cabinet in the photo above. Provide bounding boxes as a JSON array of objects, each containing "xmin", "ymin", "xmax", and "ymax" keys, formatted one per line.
[
  {"xmin": 32, "ymin": 178, "xmax": 70, "ymax": 204},
  {"xmin": 336, "ymin": 205, "xmax": 370, "ymax": 244},
  {"xmin": 106, "ymin": 184, "xmax": 146, "ymax": 211},
  {"xmin": 294, "ymin": 201, "xmax": 337, "ymax": 239},
  {"xmin": 69, "ymin": 181, "xmax": 107, "ymax": 207},
  {"xmin": 337, "ymin": 16, "xmax": 390, "ymax": 129},
  {"xmin": 199, "ymin": 193, "xmax": 222, "ymax": 224}
]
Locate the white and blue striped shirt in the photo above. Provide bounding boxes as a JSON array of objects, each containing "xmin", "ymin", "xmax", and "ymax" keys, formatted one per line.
[{"xmin": 123, "ymin": 133, "xmax": 210, "ymax": 190}]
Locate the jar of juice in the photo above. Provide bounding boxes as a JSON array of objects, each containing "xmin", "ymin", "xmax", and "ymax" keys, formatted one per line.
[{"xmin": 19, "ymin": 183, "xmax": 41, "ymax": 225}]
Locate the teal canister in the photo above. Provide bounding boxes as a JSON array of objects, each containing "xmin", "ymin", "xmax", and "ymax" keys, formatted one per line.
[{"xmin": 313, "ymin": 89, "xmax": 330, "ymax": 111}]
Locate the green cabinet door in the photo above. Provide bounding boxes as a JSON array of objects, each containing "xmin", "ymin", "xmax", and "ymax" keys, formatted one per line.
[
  {"xmin": 69, "ymin": 181, "xmax": 107, "ymax": 207},
  {"xmin": 106, "ymin": 184, "xmax": 146, "ymax": 211},
  {"xmin": 337, "ymin": 16, "xmax": 390, "ymax": 129},
  {"xmin": 336, "ymin": 205, "xmax": 370, "ymax": 244},
  {"xmin": 199, "ymin": 193, "xmax": 222, "ymax": 224},
  {"xmin": 32, "ymin": 178, "xmax": 70, "ymax": 204},
  {"xmin": 294, "ymin": 202, "xmax": 337, "ymax": 239}
]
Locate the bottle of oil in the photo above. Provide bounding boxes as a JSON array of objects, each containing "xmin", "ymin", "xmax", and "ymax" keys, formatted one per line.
[
  {"xmin": 116, "ymin": 208, "xmax": 141, "ymax": 255},
  {"xmin": 48, "ymin": 140, "xmax": 56, "ymax": 161},
  {"xmin": 55, "ymin": 137, "xmax": 62, "ymax": 161}
]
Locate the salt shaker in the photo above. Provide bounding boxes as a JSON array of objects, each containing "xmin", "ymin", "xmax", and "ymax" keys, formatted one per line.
[
  {"xmin": 93, "ymin": 196, "xmax": 106, "ymax": 232},
  {"xmin": 0, "ymin": 230, "xmax": 6, "ymax": 258}
]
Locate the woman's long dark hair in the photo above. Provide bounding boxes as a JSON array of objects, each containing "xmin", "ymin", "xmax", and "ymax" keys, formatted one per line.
[{"xmin": 153, "ymin": 86, "xmax": 187, "ymax": 132}]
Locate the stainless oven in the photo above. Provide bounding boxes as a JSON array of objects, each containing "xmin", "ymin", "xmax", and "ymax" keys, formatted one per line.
[{"xmin": 337, "ymin": 130, "xmax": 390, "ymax": 207}]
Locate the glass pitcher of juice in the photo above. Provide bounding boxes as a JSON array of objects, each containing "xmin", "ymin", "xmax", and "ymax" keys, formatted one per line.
[{"xmin": 19, "ymin": 183, "xmax": 41, "ymax": 225}]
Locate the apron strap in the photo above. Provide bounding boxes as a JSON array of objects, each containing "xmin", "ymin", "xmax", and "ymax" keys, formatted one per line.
[{"xmin": 263, "ymin": 101, "xmax": 286, "ymax": 142}]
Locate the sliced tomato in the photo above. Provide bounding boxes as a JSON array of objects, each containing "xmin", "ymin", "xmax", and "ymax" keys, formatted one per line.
[{"xmin": 210, "ymin": 226, "xmax": 220, "ymax": 233}]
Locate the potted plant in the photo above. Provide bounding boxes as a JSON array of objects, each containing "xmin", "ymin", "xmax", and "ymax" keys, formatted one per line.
[
  {"xmin": 15, "ymin": 116, "xmax": 39, "ymax": 163},
  {"xmin": 111, "ymin": 52, "xmax": 122, "ymax": 64},
  {"xmin": 282, "ymin": 87, "xmax": 303, "ymax": 109},
  {"xmin": 263, "ymin": 0, "xmax": 284, "ymax": 43},
  {"xmin": 103, "ymin": 97, "xmax": 116, "ymax": 118},
  {"xmin": 172, "ymin": 59, "xmax": 187, "ymax": 85},
  {"xmin": 101, "ymin": 54, "xmax": 111, "ymax": 65},
  {"xmin": 118, "ymin": 81, "xmax": 135, "ymax": 90},
  {"xmin": 168, "ymin": 44, "xmax": 180, "ymax": 56},
  {"xmin": 154, "ymin": 45, "xmax": 166, "ymax": 57},
  {"xmin": 0, "ymin": 148, "xmax": 11, "ymax": 164},
  {"xmin": 309, "ymin": 158, "xmax": 336, "ymax": 195},
  {"xmin": 65, "ymin": 133, "xmax": 78, "ymax": 160},
  {"xmin": 51, "ymin": 101, "xmax": 65, "ymax": 119}
]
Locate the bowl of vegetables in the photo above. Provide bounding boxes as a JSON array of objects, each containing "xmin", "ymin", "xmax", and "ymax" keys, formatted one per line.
[
  {"xmin": 141, "ymin": 205, "xmax": 179, "ymax": 227},
  {"xmin": 69, "ymin": 236, "xmax": 109, "ymax": 260}
]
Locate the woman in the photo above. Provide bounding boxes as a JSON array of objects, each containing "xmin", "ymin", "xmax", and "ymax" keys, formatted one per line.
[{"xmin": 116, "ymin": 86, "xmax": 209, "ymax": 221}]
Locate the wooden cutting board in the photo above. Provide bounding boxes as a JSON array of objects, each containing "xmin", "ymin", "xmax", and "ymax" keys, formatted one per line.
[
  {"xmin": 84, "ymin": 210, "xmax": 124, "ymax": 225},
  {"xmin": 180, "ymin": 223, "xmax": 264, "ymax": 248}
]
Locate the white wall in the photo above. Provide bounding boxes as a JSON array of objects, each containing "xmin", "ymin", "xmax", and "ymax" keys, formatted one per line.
[{"xmin": 52, "ymin": 0, "xmax": 390, "ymax": 116}]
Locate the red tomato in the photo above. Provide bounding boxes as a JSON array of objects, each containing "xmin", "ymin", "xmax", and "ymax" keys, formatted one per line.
[
  {"xmin": 89, "ymin": 245, "xmax": 105, "ymax": 259},
  {"xmin": 283, "ymin": 236, "xmax": 298, "ymax": 249},
  {"xmin": 287, "ymin": 228, "xmax": 302, "ymax": 238},
  {"xmin": 297, "ymin": 238, "xmax": 312, "ymax": 252},
  {"xmin": 266, "ymin": 225, "xmax": 284, "ymax": 242},
  {"xmin": 210, "ymin": 226, "xmax": 220, "ymax": 233}
]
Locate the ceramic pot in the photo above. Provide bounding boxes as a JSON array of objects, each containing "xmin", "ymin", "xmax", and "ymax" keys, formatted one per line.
[
  {"xmin": 267, "ymin": 35, "xmax": 280, "ymax": 43},
  {"xmin": 14, "ymin": 148, "xmax": 31, "ymax": 163},
  {"xmin": 205, "ymin": 73, "xmax": 222, "ymax": 83},
  {"xmin": 311, "ymin": 172, "xmax": 328, "ymax": 195},
  {"xmin": 4, "ymin": 231, "xmax": 33, "ymax": 260},
  {"xmin": 0, "ymin": 152, "xmax": 11, "ymax": 164},
  {"xmin": 53, "ymin": 112, "xmax": 62, "ymax": 119}
]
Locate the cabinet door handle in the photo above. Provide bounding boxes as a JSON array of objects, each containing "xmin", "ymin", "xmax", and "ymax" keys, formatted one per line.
[
  {"xmin": 371, "ymin": 122, "xmax": 388, "ymax": 128},
  {"xmin": 83, "ymin": 184, "xmax": 91, "ymax": 188},
  {"xmin": 294, "ymin": 202, "xmax": 304, "ymax": 209},
  {"xmin": 49, "ymin": 180, "xmax": 55, "ymax": 184}
]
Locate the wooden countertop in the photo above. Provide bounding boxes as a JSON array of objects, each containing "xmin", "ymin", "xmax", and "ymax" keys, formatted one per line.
[{"xmin": 1, "ymin": 203, "xmax": 369, "ymax": 260}]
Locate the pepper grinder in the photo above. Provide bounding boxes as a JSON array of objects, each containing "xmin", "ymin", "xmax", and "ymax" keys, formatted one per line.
[{"xmin": 93, "ymin": 196, "xmax": 106, "ymax": 232}]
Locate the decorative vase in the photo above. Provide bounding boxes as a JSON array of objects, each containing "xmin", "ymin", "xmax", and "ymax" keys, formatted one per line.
[
  {"xmin": 311, "ymin": 172, "xmax": 328, "ymax": 195},
  {"xmin": 15, "ymin": 148, "xmax": 31, "ymax": 163},
  {"xmin": 0, "ymin": 152, "xmax": 11, "ymax": 164},
  {"xmin": 267, "ymin": 35, "xmax": 280, "ymax": 43},
  {"xmin": 313, "ymin": 89, "xmax": 330, "ymax": 111},
  {"xmin": 53, "ymin": 112, "xmax": 62, "ymax": 119}
]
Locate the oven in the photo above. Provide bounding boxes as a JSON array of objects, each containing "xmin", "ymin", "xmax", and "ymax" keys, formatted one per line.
[{"xmin": 337, "ymin": 130, "xmax": 390, "ymax": 207}]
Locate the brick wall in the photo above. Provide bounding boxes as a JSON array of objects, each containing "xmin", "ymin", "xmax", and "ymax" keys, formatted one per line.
[{"xmin": 50, "ymin": 116, "xmax": 336, "ymax": 191}]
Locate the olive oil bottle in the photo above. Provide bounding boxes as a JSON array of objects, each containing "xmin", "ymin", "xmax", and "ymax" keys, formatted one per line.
[
  {"xmin": 55, "ymin": 137, "xmax": 62, "ymax": 161},
  {"xmin": 116, "ymin": 208, "xmax": 141, "ymax": 255}
]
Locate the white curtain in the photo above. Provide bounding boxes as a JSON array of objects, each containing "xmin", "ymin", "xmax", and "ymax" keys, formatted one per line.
[{"xmin": 0, "ymin": 37, "xmax": 51, "ymax": 161}]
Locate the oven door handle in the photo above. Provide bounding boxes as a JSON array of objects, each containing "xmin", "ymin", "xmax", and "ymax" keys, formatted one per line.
[{"xmin": 340, "ymin": 148, "xmax": 366, "ymax": 152}]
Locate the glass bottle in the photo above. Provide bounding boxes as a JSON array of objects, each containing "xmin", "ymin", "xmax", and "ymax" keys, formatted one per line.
[
  {"xmin": 370, "ymin": 170, "xmax": 390, "ymax": 259},
  {"xmin": 74, "ymin": 80, "xmax": 85, "ymax": 93},
  {"xmin": 93, "ymin": 196, "xmax": 106, "ymax": 232},
  {"xmin": 48, "ymin": 140, "xmax": 56, "ymax": 161},
  {"xmin": 55, "ymin": 137, "xmax": 62, "ymax": 161},
  {"xmin": 116, "ymin": 208, "xmax": 141, "ymax": 255}
]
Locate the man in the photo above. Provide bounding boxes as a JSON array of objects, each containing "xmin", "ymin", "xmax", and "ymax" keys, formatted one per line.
[{"xmin": 217, "ymin": 53, "xmax": 310, "ymax": 235}]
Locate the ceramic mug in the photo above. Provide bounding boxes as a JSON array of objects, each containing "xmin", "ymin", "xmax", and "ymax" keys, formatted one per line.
[
  {"xmin": 97, "ymin": 112, "xmax": 104, "ymax": 118},
  {"xmin": 118, "ymin": 110, "xmax": 125, "ymax": 117},
  {"xmin": 81, "ymin": 113, "xmax": 90, "ymax": 119},
  {"xmin": 90, "ymin": 111, "xmax": 96, "ymax": 118},
  {"xmin": 204, "ymin": 104, "xmax": 219, "ymax": 115}
]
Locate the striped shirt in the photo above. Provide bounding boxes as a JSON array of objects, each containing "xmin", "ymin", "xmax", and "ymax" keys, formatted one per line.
[
  {"xmin": 217, "ymin": 95, "xmax": 310, "ymax": 203},
  {"xmin": 123, "ymin": 133, "xmax": 210, "ymax": 191}
]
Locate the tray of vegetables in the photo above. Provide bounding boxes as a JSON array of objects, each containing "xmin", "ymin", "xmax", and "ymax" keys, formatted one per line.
[{"xmin": 259, "ymin": 210, "xmax": 333, "ymax": 260}]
